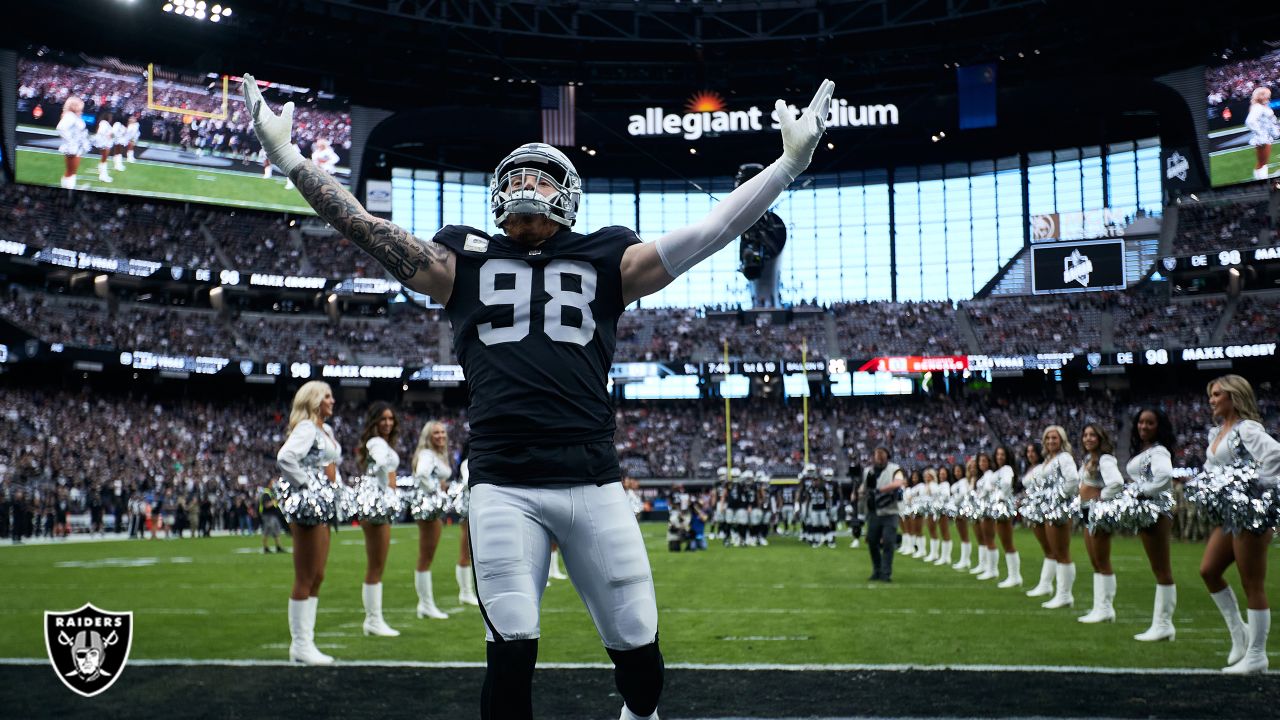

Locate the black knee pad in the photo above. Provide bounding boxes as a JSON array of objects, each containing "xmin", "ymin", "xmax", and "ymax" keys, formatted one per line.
[
  {"xmin": 482, "ymin": 639, "xmax": 538, "ymax": 720},
  {"xmin": 607, "ymin": 640, "xmax": 664, "ymax": 717}
]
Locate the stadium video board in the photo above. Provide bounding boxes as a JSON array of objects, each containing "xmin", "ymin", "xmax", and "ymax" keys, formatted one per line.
[
  {"xmin": 15, "ymin": 48, "xmax": 350, "ymax": 213},
  {"xmin": 1030, "ymin": 239, "xmax": 1126, "ymax": 295},
  {"xmin": 1205, "ymin": 46, "xmax": 1280, "ymax": 187}
]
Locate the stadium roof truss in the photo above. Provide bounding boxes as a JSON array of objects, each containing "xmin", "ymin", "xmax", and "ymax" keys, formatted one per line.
[{"xmin": 313, "ymin": 0, "xmax": 1045, "ymax": 44}]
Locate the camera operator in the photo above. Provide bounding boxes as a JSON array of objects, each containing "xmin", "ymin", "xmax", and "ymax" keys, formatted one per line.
[{"xmin": 859, "ymin": 447, "xmax": 904, "ymax": 582}]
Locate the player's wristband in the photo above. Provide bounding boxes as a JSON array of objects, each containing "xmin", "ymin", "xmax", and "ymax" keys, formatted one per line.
[{"xmin": 269, "ymin": 145, "xmax": 306, "ymax": 177}]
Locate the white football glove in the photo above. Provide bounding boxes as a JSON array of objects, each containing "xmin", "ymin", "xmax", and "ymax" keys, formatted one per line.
[
  {"xmin": 241, "ymin": 73, "xmax": 305, "ymax": 176},
  {"xmin": 776, "ymin": 79, "xmax": 835, "ymax": 176}
]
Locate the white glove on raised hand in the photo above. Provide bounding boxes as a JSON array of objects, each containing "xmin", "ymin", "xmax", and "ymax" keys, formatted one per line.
[
  {"xmin": 776, "ymin": 79, "xmax": 835, "ymax": 177},
  {"xmin": 241, "ymin": 73, "xmax": 305, "ymax": 176}
]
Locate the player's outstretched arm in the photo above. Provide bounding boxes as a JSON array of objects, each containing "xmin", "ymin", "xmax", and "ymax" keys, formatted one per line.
[
  {"xmin": 620, "ymin": 79, "xmax": 835, "ymax": 305},
  {"xmin": 240, "ymin": 75, "xmax": 454, "ymax": 303}
]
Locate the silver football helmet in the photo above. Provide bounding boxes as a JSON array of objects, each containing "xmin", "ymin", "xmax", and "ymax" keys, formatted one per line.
[{"xmin": 489, "ymin": 143, "xmax": 582, "ymax": 228}]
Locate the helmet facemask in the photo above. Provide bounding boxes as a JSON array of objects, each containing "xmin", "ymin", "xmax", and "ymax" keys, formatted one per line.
[{"xmin": 489, "ymin": 145, "xmax": 582, "ymax": 229}]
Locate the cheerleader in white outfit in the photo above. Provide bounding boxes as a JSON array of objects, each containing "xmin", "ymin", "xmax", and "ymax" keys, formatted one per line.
[
  {"xmin": 951, "ymin": 460, "xmax": 977, "ymax": 571},
  {"xmin": 1198, "ymin": 375, "xmax": 1280, "ymax": 674},
  {"xmin": 110, "ymin": 117, "xmax": 128, "ymax": 172},
  {"xmin": 897, "ymin": 473, "xmax": 916, "ymax": 556},
  {"xmin": 92, "ymin": 111, "xmax": 114, "ymax": 183},
  {"xmin": 410, "ymin": 420, "xmax": 453, "ymax": 620},
  {"xmin": 1077, "ymin": 424, "xmax": 1123, "ymax": 623},
  {"xmin": 1246, "ymin": 87, "xmax": 1279, "ymax": 180},
  {"xmin": 276, "ymin": 381, "xmax": 341, "ymax": 665},
  {"xmin": 355, "ymin": 402, "xmax": 404, "ymax": 637},
  {"xmin": 56, "ymin": 96, "xmax": 89, "ymax": 189},
  {"xmin": 932, "ymin": 466, "xmax": 954, "ymax": 566},
  {"xmin": 124, "ymin": 115, "xmax": 141, "ymax": 162},
  {"xmin": 312, "ymin": 138, "xmax": 340, "ymax": 173},
  {"xmin": 922, "ymin": 469, "xmax": 941, "ymax": 560},
  {"xmin": 973, "ymin": 453, "xmax": 998, "ymax": 578},
  {"xmin": 1022, "ymin": 444, "xmax": 1055, "ymax": 598},
  {"xmin": 907, "ymin": 471, "xmax": 927, "ymax": 557},
  {"xmin": 1038, "ymin": 425, "xmax": 1079, "ymax": 609},
  {"xmin": 1127, "ymin": 407, "xmax": 1178, "ymax": 642},
  {"xmin": 453, "ymin": 442, "xmax": 479, "ymax": 606},
  {"xmin": 991, "ymin": 447, "xmax": 1022, "ymax": 588}
]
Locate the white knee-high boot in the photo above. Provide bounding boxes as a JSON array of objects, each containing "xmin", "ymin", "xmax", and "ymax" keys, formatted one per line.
[
  {"xmin": 925, "ymin": 537, "xmax": 939, "ymax": 562},
  {"xmin": 952, "ymin": 542, "xmax": 971, "ymax": 571},
  {"xmin": 1224, "ymin": 609, "xmax": 1270, "ymax": 674},
  {"xmin": 289, "ymin": 598, "xmax": 333, "ymax": 664},
  {"xmin": 415, "ymin": 570, "xmax": 449, "ymax": 620},
  {"xmin": 934, "ymin": 540, "xmax": 952, "ymax": 566},
  {"xmin": 977, "ymin": 548, "xmax": 999, "ymax": 580},
  {"xmin": 997, "ymin": 552, "xmax": 1022, "ymax": 588},
  {"xmin": 1042, "ymin": 562, "xmax": 1075, "ymax": 609},
  {"xmin": 457, "ymin": 564, "xmax": 480, "ymax": 606},
  {"xmin": 549, "ymin": 549, "xmax": 569, "ymax": 580},
  {"xmin": 1027, "ymin": 559, "xmax": 1057, "ymax": 597},
  {"xmin": 1210, "ymin": 587, "xmax": 1250, "ymax": 665},
  {"xmin": 1078, "ymin": 573, "xmax": 1116, "ymax": 623},
  {"xmin": 362, "ymin": 582, "xmax": 400, "ymax": 637},
  {"xmin": 970, "ymin": 546, "xmax": 987, "ymax": 575},
  {"xmin": 1134, "ymin": 584, "xmax": 1177, "ymax": 641}
]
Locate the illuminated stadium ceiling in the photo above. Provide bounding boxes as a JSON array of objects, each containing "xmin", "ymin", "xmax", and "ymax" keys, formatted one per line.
[{"xmin": 7, "ymin": 0, "xmax": 1280, "ymax": 176}]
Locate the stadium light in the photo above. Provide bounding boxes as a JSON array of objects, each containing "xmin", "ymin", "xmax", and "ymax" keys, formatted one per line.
[{"xmin": 163, "ymin": 0, "xmax": 229, "ymax": 20}]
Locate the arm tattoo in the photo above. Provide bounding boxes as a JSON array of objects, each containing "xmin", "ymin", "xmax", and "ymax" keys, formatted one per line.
[{"xmin": 289, "ymin": 161, "xmax": 449, "ymax": 283}]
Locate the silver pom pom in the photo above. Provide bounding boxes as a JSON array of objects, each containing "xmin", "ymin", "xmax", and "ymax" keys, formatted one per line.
[
  {"xmin": 408, "ymin": 488, "xmax": 450, "ymax": 521},
  {"xmin": 355, "ymin": 477, "xmax": 402, "ymax": 524},
  {"xmin": 334, "ymin": 482, "xmax": 360, "ymax": 523},
  {"xmin": 986, "ymin": 497, "xmax": 1015, "ymax": 521},
  {"xmin": 1017, "ymin": 491, "xmax": 1044, "ymax": 524},
  {"xmin": 1089, "ymin": 484, "xmax": 1174, "ymax": 534},
  {"xmin": 1188, "ymin": 463, "xmax": 1279, "ymax": 535},
  {"xmin": 275, "ymin": 475, "xmax": 337, "ymax": 526},
  {"xmin": 447, "ymin": 480, "xmax": 470, "ymax": 518}
]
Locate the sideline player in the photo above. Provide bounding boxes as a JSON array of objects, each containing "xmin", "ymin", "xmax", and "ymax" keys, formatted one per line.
[{"xmin": 243, "ymin": 72, "xmax": 834, "ymax": 720}]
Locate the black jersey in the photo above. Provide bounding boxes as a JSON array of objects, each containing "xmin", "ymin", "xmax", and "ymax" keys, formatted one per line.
[
  {"xmin": 778, "ymin": 484, "xmax": 797, "ymax": 506},
  {"xmin": 434, "ymin": 224, "xmax": 640, "ymax": 484}
]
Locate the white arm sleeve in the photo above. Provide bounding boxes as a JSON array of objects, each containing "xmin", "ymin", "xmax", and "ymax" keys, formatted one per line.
[
  {"xmin": 1240, "ymin": 420, "xmax": 1280, "ymax": 487},
  {"xmin": 1099, "ymin": 455, "xmax": 1124, "ymax": 500},
  {"xmin": 365, "ymin": 437, "xmax": 396, "ymax": 474},
  {"xmin": 277, "ymin": 421, "xmax": 317, "ymax": 486},
  {"xmin": 1057, "ymin": 455, "xmax": 1079, "ymax": 498},
  {"xmin": 652, "ymin": 155, "xmax": 801, "ymax": 277},
  {"xmin": 1138, "ymin": 446, "xmax": 1174, "ymax": 497}
]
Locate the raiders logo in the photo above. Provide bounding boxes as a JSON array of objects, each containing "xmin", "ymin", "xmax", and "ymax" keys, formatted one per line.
[
  {"xmin": 1087, "ymin": 353, "xmax": 1102, "ymax": 367},
  {"xmin": 45, "ymin": 603, "xmax": 133, "ymax": 697},
  {"xmin": 1162, "ymin": 257, "xmax": 1177, "ymax": 272}
]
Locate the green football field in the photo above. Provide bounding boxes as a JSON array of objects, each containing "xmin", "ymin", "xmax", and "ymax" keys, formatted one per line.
[
  {"xmin": 3, "ymin": 522, "xmax": 1276, "ymax": 670},
  {"xmin": 1209, "ymin": 143, "xmax": 1279, "ymax": 187},
  {"xmin": 15, "ymin": 146, "xmax": 315, "ymax": 214}
]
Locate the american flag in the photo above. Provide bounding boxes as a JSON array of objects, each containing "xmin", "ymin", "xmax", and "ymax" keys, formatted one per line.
[{"xmin": 541, "ymin": 85, "xmax": 576, "ymax": 147}]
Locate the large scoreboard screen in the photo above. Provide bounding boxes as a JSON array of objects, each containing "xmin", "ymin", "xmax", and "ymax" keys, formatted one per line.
[{"xmin": 16, "ymin": 47, "xmax": 350, "ymax": 213}]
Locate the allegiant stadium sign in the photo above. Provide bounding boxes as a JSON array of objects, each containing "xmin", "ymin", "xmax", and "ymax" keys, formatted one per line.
[{"xmin": 627, "ymin": 97, "xmax": 900, "ymax": 140}]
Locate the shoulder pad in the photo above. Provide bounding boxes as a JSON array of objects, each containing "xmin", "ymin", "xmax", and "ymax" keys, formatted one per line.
[{"xmin": 432, "ymin": 225, "xmax": 492, "ymax": 255}]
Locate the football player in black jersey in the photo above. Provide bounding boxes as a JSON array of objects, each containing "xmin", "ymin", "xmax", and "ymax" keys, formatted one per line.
[{"xmin": 243, "ymin": 73, "xmax": 834, "ymax": 720}]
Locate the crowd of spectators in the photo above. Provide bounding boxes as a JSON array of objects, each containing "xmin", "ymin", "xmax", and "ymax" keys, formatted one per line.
[
  {"xmin": 964, "ymin": 295, "xmax": 1107, "ymax": 354},
  {"xmin": 831, "ymin": 301, "xmax": 963, "ymax": 356},
  {"xmin": 1172, "ymin": 196, "xmax": 1273, "ymax": 257},
  {"xmin": 615, "ymin": 405, "xmax": 700, "ymax": 478},
  {"xmin": 1111, "ymin": 286, "xmax": 1225, "ymax": 349},
  {"xmin": 1206, "ymin": 51, "xmax": 1280, "ymax": 105},
  {"xmin": 0, "ymin": 183, "xmax": 71, "ymax": 249},
  {"xmin": 0, "ymin": 385, "xmax": 468, "ymax": 540},
  {"xmin": 1223, "ymin": 294, "xmax": 1280, "ymax": 345},
  {"xmin": 203, "ymin": 210, "xmax": 301, "ymax": 276}
]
